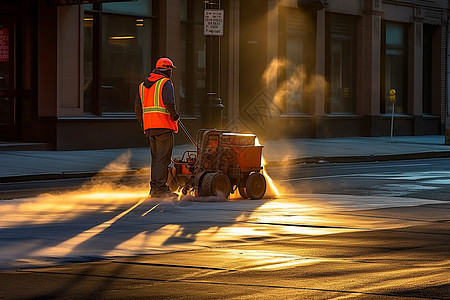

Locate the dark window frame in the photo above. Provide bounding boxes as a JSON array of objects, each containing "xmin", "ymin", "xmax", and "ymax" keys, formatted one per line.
[
  {"xmin": 180, "ymin": 0, "xmax": 206, "ymax": 116},
  {"xmin": 83, "ymin": 1, "xmax": 158, "ymax": 116},
  {"xmin": 277, "ymin": 6, "xmax": 316, "ymax": 114},
  {"xmin": 422, "ymin": 24, "xmax": 440, "ymax": 116},
  {"xmin": 325, "ymin": 12, "xmax": 357, "ymax": 114},
  {"xmin": 381, "ymin": 21, "xmax": 408, "ymax": 115}
]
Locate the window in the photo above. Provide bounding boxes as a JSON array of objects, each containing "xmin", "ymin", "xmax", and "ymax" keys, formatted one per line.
[
  {"xmin": 180, "ymin": 0, "xmax": 206, "ymax": 116},
  {"xmin": 422, "ymin": 24, "xmax": 439, "ymax": 115},
  {"xmin": 327, "ymin": 14, "xmax": 356, "ymax": 114},
  {"xmin": 83, "ymin": 1, "xmax": 155, "ymax": 115},
  {"xmin": 278, "ymin": 7, "xmax": 313, "ymax": 114},
  {"xmin": 383, "ymin": 22, "xmax": 407, "ymax": 114},
  {"xmin": 83, "ymin": 11, "xmax": 95, "ymax": 114},
  {"xmin": 101, "ymin": 14, "xmax": 152, "ymax": 112}
]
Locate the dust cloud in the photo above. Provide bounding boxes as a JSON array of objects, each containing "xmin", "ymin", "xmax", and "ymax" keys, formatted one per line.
[
  {"xmin": 0, "ymin": 151, "xmax": 149, "ymax": 229},
  {"xmin": 0, "ymin": 148, "xmax": 282, "ymax": 230}
]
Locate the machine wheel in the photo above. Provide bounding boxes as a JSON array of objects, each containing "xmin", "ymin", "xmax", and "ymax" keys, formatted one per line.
[
  {"xmin": 246, "ymin": 172, "xmax": 266, "ymax": 199},
  {"xmin": 238, "ymin": 186, "xmax": 248, "ymax": 198},
  {"xmin": 238, "ymin": 178, "xmax": 249, "ymax": 198},
  {"xmin": 199, "ymin": 172, "xmax": 231, "ymax": 198}
]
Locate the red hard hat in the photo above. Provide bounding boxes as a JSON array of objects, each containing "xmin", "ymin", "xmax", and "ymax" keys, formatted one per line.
[{"xmin": 156, "ymin": 57, "xmax": 177, "ymax": 70}]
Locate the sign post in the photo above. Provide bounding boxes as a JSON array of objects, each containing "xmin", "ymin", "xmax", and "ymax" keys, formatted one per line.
[
  {"xmin": 389, "ymin": 89, "xmax": 396, "ymax": 142},
  {"xmin": 202, "ymin": 2, "xmax": 224, "ymax": 129}
]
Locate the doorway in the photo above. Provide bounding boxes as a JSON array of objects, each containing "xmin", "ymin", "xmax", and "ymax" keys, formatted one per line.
[{"xmin": 0, "ymin": 17, "xmax": 18, "ymax": 140}]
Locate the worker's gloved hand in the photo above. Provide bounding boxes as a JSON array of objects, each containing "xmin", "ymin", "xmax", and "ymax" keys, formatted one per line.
[{"xmin": 172, "ymin": 114, "xmax": 180, "ymax": 121}]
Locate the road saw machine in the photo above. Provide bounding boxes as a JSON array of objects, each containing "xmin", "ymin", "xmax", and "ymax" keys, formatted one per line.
[{"xmin": 168, "ymin": 122, "xmax": 267, "ymax": 199}]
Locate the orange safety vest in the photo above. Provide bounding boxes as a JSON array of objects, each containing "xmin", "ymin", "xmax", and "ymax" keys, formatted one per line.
[{"xmin": 139, "ymin": 78, "xmax": 178, "ymax": 132}]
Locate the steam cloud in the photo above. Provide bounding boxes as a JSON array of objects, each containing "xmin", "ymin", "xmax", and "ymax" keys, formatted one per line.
[{"xmin": 263, "ymin": 57, "xmax": 328, "ymax": 110}]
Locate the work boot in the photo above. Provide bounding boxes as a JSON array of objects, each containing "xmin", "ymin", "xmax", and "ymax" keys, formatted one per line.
[
  {"xmin": 158, "ymin": 191, "xmax": 178, "ymax": 199},
  {"xmin": 150, "ymin": 187, "xmax": 178, "ymax": 199}
]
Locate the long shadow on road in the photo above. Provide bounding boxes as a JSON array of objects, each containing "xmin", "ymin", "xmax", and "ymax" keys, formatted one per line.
[{"xmin": 0, "ymin": 192, "xmax": 267, "ymax": 270}]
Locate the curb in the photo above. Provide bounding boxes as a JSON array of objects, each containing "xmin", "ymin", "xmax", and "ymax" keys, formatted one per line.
[
  {"xmin": 0, "ymin": 169, "xmax": 147, "ymax": 183},
  {"xmin": 265, "ymin": 151, "xmax": 450, "ymax": 167},
  {"xmin": 2, "ymin": 151, "xmax": 450, "ymax": 183}
]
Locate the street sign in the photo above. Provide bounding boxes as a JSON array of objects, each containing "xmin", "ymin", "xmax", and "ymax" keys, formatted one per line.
[{"xmin": 204, "ymin": 9, "xmax": 224, "ymax": 36}]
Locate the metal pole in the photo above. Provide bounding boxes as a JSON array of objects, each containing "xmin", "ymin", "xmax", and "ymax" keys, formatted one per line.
[
  {"xmin": 390, "ymin": 102, "xmax": 395, "ymax": 141},
  {"xmin": 203, "ymin": 0, "xmax": 224, "ymax": 129}
]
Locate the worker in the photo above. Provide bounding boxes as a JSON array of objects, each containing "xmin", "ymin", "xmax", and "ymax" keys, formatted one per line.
[{"xmin": 135, "ymin": 57, "xmax": 179, "ymax": 198}]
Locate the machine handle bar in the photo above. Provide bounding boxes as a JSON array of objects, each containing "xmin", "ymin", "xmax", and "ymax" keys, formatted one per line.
[{"xmin": 178, "ymin": 120, "xmax": 198, "ymax": 149}]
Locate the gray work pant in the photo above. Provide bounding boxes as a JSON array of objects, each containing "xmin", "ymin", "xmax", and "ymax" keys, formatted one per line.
[{"xmin": 149, "ymin": 132, "xmax": 173, "ymax": 193}]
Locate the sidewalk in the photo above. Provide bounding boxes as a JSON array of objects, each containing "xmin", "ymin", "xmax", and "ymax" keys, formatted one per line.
[{"xmin": 0, "ymin": 135, "xmax": 449, "ymax": 183}]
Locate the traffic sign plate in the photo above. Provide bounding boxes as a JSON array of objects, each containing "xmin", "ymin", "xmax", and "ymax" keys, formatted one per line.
[{"xmin": 204, "ymin": 9, "xmax": 224, "ymax": 36}]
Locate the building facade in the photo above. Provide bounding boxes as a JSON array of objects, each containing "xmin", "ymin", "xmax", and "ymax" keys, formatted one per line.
[{"xmin": 0, "ymin": 0, "xmax": 449, "ymax": 150}]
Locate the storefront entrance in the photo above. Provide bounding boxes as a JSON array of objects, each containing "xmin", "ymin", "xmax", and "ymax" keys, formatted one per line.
[{"xmin": 0, "ymin": 16, "xmax": 17, "ymax": 140}]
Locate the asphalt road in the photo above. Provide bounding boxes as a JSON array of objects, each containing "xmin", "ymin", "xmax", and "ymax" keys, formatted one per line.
[
  {"xmin": 1, "ymin": 157, "xmax": 449, "ymax": 200},
  {"xmin": 0, "ymin": 159, "xmax": 449, "ymax": 299},
  {"xmin": 276, "ymin": 158, "xmax": 450, "ymax": 200}
]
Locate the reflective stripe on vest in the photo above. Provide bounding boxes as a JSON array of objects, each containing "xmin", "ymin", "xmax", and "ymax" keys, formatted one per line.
[{"xmin": 139, "ymin": 78, "xmax": 178, "ymax": 131}]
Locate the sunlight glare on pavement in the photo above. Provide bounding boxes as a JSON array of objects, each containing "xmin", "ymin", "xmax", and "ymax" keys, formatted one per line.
[
  {"xmin": 215, "ymin": 249, "xmax": 324, "ymax": 271},
  {"xmin": 32, "ymin": 197, "xmax": 146, "ymax": 257},
  {"xmin": 0, "ymin": 185, "xmax": 148, "ymax": 228},
  {"xmin": 256, "ymin": 137, "xmax": 280, "ymax": 197}
]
